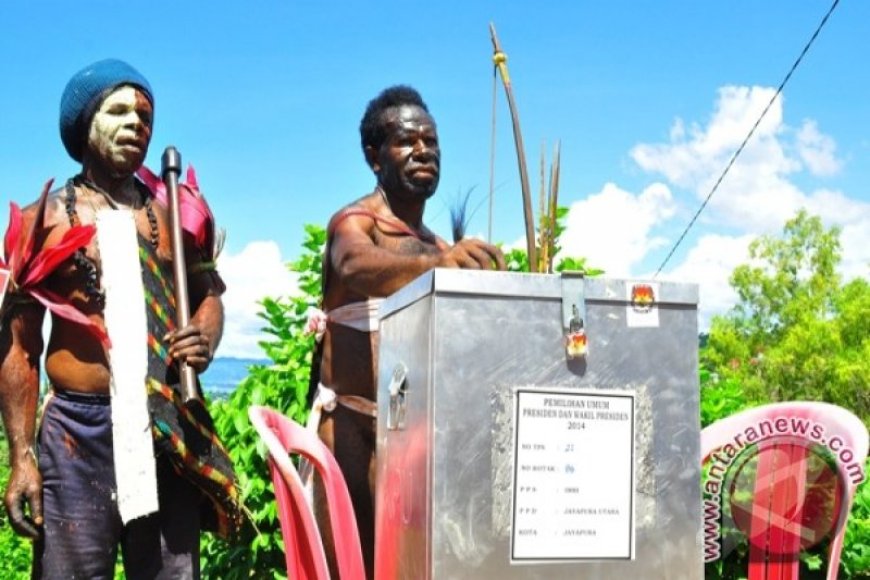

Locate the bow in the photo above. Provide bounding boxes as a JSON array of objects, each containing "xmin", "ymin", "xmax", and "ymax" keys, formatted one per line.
[{"xmin": 490, "ymin": 22, "xmax": 538, "ymax": 272}]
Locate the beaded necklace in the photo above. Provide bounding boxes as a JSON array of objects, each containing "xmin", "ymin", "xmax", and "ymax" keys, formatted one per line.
[{"xmin": 64, "ymin": 176, "xmax": 159, "ymax": 304}]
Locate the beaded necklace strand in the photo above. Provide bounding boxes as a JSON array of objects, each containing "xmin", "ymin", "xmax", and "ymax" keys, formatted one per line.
[{"xmin": 63, "ymin": 176, "xmax": 159, "ymax": 304}]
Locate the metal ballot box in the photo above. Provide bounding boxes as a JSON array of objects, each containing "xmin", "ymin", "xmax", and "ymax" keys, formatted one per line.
[{"xmin": 375, "ymin": 270, "xmax": 702, "ymax": 579}]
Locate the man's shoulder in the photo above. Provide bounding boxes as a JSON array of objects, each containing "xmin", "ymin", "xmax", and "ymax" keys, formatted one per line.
[
  {"xmin": 18, "ymin": 187, "xmax": 69, "ymax": 230},
  {"xmin": 331, "ymin": 192, "xmax": 379, "ymax": 217},
  {"xmin": 327, "ymin": 193, "xmax": 381, "ymax": 233}
]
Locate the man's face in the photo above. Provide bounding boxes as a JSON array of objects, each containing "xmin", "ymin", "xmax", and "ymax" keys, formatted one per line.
[
  {"xmin": 86, "ymin": 85, "xmax": 153, "ymax": 176},
  {"xmin": 371, "ymin": 104, "xmax": 440, "ymax": 201}
]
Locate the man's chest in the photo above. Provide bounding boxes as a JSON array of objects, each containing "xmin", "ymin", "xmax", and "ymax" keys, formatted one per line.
[
  {"xmin": 372, "ymin": 230, "xmax": 440, "ymax": 256},
  {"xmin": 50, "ymin": 207, "xmax": 172, "ymax": 284}
]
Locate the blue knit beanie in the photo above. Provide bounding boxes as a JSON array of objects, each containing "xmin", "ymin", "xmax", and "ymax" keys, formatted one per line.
[{"xmin": 59, "ymin": 59, "xmax": 153, "ymax": 162}]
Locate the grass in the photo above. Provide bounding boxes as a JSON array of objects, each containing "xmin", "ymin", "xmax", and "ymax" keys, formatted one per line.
[{"xmin": 0, "ymin": 433, "xmax": 32, "ymax": 578}]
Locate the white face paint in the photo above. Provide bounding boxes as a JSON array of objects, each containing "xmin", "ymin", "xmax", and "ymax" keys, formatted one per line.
[{"xmin": 86, "ymin": 86, "xmax": 153, "ymax": 176}]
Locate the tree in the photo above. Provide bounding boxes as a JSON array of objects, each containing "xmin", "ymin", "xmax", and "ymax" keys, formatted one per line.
[
  {"xmin": 701, "ymin": 210, "xmax": 870, "ymax": 578},
  {"xmin": 702, "ymin": 210, "xmax": 869, "ymax": 425}
]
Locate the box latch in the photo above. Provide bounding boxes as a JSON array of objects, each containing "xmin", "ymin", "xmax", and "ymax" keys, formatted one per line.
[{"xmin": 561, "ymin": 272, "xmax": 587, "ymax": 359}]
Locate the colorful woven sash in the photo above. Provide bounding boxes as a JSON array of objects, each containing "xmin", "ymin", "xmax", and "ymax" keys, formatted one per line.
[{"xmin": 138, "ymin": 236, "xmax": 244, "ymax": 538}]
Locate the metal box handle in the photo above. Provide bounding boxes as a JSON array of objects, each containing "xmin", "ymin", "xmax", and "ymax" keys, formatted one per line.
[{"xmin": 387, "ymin": 362, "xmax": 408, "ymax": 431}]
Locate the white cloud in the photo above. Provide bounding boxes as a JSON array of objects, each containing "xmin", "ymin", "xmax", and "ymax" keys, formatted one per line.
[
  {"xmin": 796, "ymin": 119, "xmax": 842, "ymax": 176},
  {"xmin": 558, "ymin": 182, "xmax": 677, "ymax": 277},
  {"xmin": 661, "ymin": 234, "xmax": 754, "ymax": 330},
  {"xmin": 840, "ymin": 222, "xmax": 870, "ymax": 281},
  {"xmin": 802, "ymin": 188, "xmax": 869, "ymax": 224},
  {"xmin": 631, "ymin": 86, "xmax": 788, "ymax": 193},
  {"xmin": 630, "ymin": 85, "xmax": 810, "ymax": 231},
  {"xmin": 557, "ymin": 83, "xmax": 866, "ymax": 326},
  {"xmin": 215, "ymin": 241, "xmax": 299, "ymax": 358}
]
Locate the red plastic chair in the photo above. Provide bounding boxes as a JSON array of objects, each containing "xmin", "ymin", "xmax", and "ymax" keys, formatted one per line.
[
  {"xmin": 701, "ymin": 402, "xmax": 869, "ymax": 580},
  {"xmin": 248, "ymin": 405, "xmax": 365, "ymax": 580}
]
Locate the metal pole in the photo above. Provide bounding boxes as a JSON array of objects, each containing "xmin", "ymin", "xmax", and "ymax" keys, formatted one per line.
[{"xmin": 162, "ymin": 146, "xmax": 199, "ymax": 403}]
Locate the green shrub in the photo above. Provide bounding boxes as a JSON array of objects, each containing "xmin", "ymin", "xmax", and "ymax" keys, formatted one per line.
[
  {"xmin": 0, "ymin": 436, "xmax": 31, "ymax": 579},
  {"xmin": 200, "ymin": 224, "xmax": 324, "ymax": 579},
  {"xmin": 843, "ymin": 467, "xmax": 870, "ymax": 578}
]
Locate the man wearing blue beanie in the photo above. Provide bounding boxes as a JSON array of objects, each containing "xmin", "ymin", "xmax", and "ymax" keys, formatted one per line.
[
  {"xmin": 59, "ymin": 58, "xmax": 154, "ymax": 163},
  {"xmin": 0, "ymin": 59, "xmax": 242, "ymax": 579}
]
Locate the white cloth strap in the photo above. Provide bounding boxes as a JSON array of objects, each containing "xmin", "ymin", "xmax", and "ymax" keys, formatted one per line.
[
  {"xmin": 299, "ymin": 384, "xmax": 377, "ymax": 505},
  {"xmin": 97, "ymin": 209, "xmax": 159, "ymax": 523},
  {"xmin": 327, "ymin": 298, "xmax": 384, "ymax": 333},
  {"xmin": 307, "ymin": 383, "xmax": 377, "ymax": 426}
]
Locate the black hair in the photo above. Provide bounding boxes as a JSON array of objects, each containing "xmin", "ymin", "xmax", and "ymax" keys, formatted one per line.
[{"xmin": 359, "ymin": 85, "xmax": 430, "ymax": 152}]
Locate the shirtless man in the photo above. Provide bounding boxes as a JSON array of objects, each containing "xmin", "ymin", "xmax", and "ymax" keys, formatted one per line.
[
  {"xmin": 0, "ymin": 59, "xmax": 240, "ymax": 578},
  {"xmin": 312, "ymin": 85, "xmax": 505, "ymax": 577}
]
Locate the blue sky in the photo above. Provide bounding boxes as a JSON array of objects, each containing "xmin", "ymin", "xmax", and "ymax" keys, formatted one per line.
[{"xmin": 1, "ymin": 1, "xmax": 867, "ymax": 357}]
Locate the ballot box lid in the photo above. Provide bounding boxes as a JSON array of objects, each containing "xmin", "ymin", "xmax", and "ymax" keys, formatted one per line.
[{"xmin": 380, "ymin": 269, "xmax": 698, "ymax": 320}]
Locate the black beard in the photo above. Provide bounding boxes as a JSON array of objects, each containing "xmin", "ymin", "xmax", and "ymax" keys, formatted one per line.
[
  {"xmin": 408, "ymin": 180, "xmax": 438, "ymax": 200},
  {"xmin": 378, "ymin": 169, "xmax": 439, "ymax": 201}
]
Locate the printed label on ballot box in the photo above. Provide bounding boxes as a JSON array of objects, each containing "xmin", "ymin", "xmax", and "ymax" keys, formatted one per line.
[{"xmin": 511, "ymin": 388, "xmax": 636, "ymax": 563}]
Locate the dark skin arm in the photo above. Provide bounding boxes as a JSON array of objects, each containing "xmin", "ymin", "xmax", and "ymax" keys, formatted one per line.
[
  {"xmin": 165, "ymin": 289, "xmax": 223, "ymax": 374},
  {"xmin": 330, "ymin": 214, "xmax": 506, "ymax": 299},
  {"xmin": 0, "ymin": 301, "xmax": 46, "ymax": 539},
  {"xmin": 164, "ymin": 243, "xmax": 224, "ymax": 374}
]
